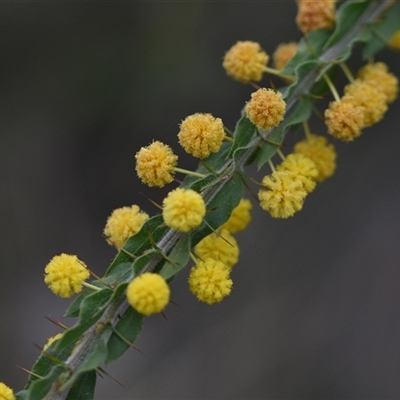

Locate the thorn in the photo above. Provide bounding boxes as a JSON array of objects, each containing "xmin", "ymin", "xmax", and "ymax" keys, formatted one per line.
[
  {"xmin": 97, "ymin": 367, "xmax": 126, "ymax": 388},
  {"xmin": 169, "ymin": 299, "xmax": 180, "ymax": 307},
  {"xmin": 139, "ymin": 191, "xmax": 163, "ymax": 210},
  {"xmin": 161, "ymin": 312, "xmax": 168, "ymax": 321},
  {"xmin": 45, "ymin": 315, "xmax": 68, "ymax": 330},
  {"xmin": 16, "ymin": 365, "xmax": 42, "ymax": 379}
]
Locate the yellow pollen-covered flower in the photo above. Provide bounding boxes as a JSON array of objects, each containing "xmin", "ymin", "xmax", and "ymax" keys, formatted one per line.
[
  {"xmin": 135, "ymin": 141, "xmax": 178, "ymax": 187},
  {"xmin": 188, "ymin": 259, "xmax": 232, "ymax": 305},
  {"xmin": 294, "ymin": 134, "xmax": 337, "ymax": 182},
  {"xmin": 44, "ymin": 254, "xmax": 90, "ymax": 298},
  {"xmin": 388, "ymin": 30, "xmax": 400, "ymax": 51},
  {"xmin": 324, "ymin": 99, "xmax": 365, "ymax": 141},
  {"xmin": 163, "ymin": 188, "xmax": 206, "ymax": 232},
  {"xmin": 343, "ymin": 80, "xmax": 388, "ymax": 127},
  {"xmin": 245, "ymin": 88, "xmax": 286, "ymax": 130},
  {"xmin": 277, "ymin": 153, "xmax": 318, "ymax": 193},
  {"xmin": 178, "ymin": 113, "xmax": 225, "ymax": 159},
  {"xmin": 43, "ymin": 333, "xmax": 64, "ymax": 351},
  {"xmin": 126, "ymin": 273, "xmax": 170, "ymax": 316},
  {"xmin": 296, "ymin": 0, "xmax": 336, "ymax": 34},
  {"xmin": 195, "ymin": 229, "xmax": 239, "ymax": 270},
  {"xmin": 220, "ymin": 198, "xmax": 252, "ymax": 233},
  {"xmin": 222, "ymin": 40, "xmax": 269, "ymax": 83},
  {"xmin": 272, "ymin": 42, "xmax": 298, "ymax": 71},
  {"xmin": 104, "ymin": 205, "xmax": 149, "ymax": 249},
  {"xmin": 357, "ymin": 62, "xmax": 399, "ymax": 104},
  {"xmin": 0, "ymin": 382, "xmax": 16, "ymax": 400},
  {"xmin": 258, "ymin": 171, "xmax": 307, "ymax": 218}
]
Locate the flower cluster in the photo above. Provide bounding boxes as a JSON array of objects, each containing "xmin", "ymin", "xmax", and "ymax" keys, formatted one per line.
[
  {"xmin": 295, "ymin": 0, "xmax": 337, "ymax": 34},
  {"xmin": 0, "ymin": 382, "xmax": 16, "ymax": 400},
  {"xmin": 325, "ymin": 62, "xmax": 398, "ymax": 141}
]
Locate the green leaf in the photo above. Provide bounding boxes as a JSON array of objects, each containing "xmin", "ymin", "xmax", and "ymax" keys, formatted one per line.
[
  {"xmin": 228, "ymin": 114, "xmax": 257, "ymax": 162},
  {"xmin": 159, "ymin": 233, "xmax": 191, "ymax": 280},
  {"xmin": 65, "ymin": 370, "xmax": 96, "ymax": 400},
  {"xmin": 106, "ymin": 306, "xmax": 144, "ymax": 364},
  {"xmin": 362, "ymin": 2, "xmax": 400, "ymax": 58},
  {"xmin": 103, "ymin": 262, "xmax": 134, "ymax": 287},
  {"xmin": 28, "ymin": 364, "xmax": 67, "ymax": 400},
  {"xmin": 56, "ymin": 288, "xmax": 113, "ymax": 351},
  {"xmin": 105, "ymin": 215, "xmax": 167, "ymax": 277}
]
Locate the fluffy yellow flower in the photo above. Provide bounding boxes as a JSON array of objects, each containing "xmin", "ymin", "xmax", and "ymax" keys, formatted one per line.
[
  {"xmin": 388, "ymin": 30, "xmax": 400, "ymax": 51},
  {"xmin": 277, "ymin": 153, "xmax": 318, "ymax": 193},
  {"xmin": 43, "ymin": 333, "xmax": 64, "ymax": 351},
  {"xmin": 103, "ymin": 205, "xmax": 149, "ymax": 249},
  {"xmin": 0, "ymin": 383, "xmax": 16, "ymax": 400},
  {"xmin": 324, "ymin": 99, "xmax": 365, "ymax": 141},
  {"xmin": 178, "ymin": 113, "xmax": 225, "ymax": 159},
  {"xmin": 295, "ymin": 0, "xmax": 336, "ymax": 34},
  {"xmin": 258, "ymin": 171, "xmax": 307, "ymax": 218},
  {"xmin": 195, "ymin": 229, "xmax": 239, "ymax": 270},
  {"xmin": 272, "ymin": 42, "xmax": 298, "ymax": 71},
  {"xmin": 188, "ymin": 259, "xmax": 232, "ymax": 305},
  {"xmin": 245, "ymin": 88, "xmax": 286, "ymax": 130},
  {"xmin": 163, "ymin": 188, "xmax": 206, "ymax": 232},
  {"xmin": 135, "ymin": 141, "xmax": 178, "ymax": 187},
  {"xmin": 344, "ymin": 80, "xmax": 388, "ymax": 127},
  {"xmin": 220, "ymin": 198, "xmax": 252, "ymax": 233},
  {"xmin": 126, "ymin": 273, "xmax": 170, "ymax": 316},
  {"xmin": 294, "ymin": 134, "xmax": 337, "ymax": 182},
  {"xmin": 44, "ymin": 254, "xmax": 90, "ymax": 298},
  {"xmin": 357, "ymin": 62, "xmax": 399, "ymax": 104},
  {"xmin": 222, "ymin": 40, "xmax": 269, "ymax": 83}
]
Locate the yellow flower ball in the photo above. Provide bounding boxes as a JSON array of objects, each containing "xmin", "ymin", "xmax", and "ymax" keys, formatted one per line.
[
  {"xmin": 245, "ymin": 88, "xmax": 286, "ymax": 130},
  {"xmin": 388, "ymin": 30, "xmax": 400, "ymax": 51},
  {"xmin": 162, "ymin": 188, "xmax": 206, "ymax": 232},
  {"xmin": 103, "ymin": 205, "xmax": 149, "ymax": 249},
  {"xmin": 276, "ymin": 153, "xmax": 318, "ymax": 193},
  {"xmin": 222, "ymin": 40, "xmax": 269, "ymax": 83},
  {"xmin": 195, "ymin": 229, "xmax": 239, "ymax": 270},
  {"xmin": 43, "ymin": 333, "xmax": 64, "ymax": 351},
  {"xmin": 126, "ymin": 273, "xmax": 170, "ymax": 316},
  {"xmin": 324, "ymin": 99, "xmax": 365, "ymax": 141},
  {"xmin": 188, "ymin": 259, "xmax": 232, "ymax": 305},
  {"xmin": 0, "ymin": 383, "xmax": 16, "ymax": 400},
  {"xmin": 258, "ymin": 171, "xmax": 307, "ymax": 218},
  {"xmin": 178, "ymin": 113, "xmax": 225, "ymax": 159},
  {"xmin": 357, "ymin": 62, "xmax": 399, "ymax": 104},
  {"xmin": 296, "ymin": 0, "xmax": 336, "ymax": 34},
  {"xmin": 220, "ymin": 198, "xmax": 252, "ymax": 233},
  {"xmin": 294, "ymin": 134, "xmax": 337, "ymax": 182},
  {"xmin": 272, "ymin": 42, "xmax": 298, "ymax": 71},
  {"xmin": 44, "ymin": 254, "xmax": 90, "ymax": 298},
  {"xmin": 135, "ymin": 141, "xmax": 178, "ymax": 187}
]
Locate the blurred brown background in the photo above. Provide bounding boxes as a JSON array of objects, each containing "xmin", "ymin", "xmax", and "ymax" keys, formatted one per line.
[{"xmin": 1, "ymin": 2, "xmax": 400, "ymax": 399}]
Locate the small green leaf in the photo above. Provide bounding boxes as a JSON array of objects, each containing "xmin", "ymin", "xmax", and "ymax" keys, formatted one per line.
[
  {"xmin": 106, "ymin": 306, "xmax": 144, "ymax": 364},
  {"xmin": 65, "ymin": 370, "xmax": 96, "ymax": 400},
  {"xmin": 28, "ymin": 364, "xmax": 67, "ymax": 400},
  {"xmin": 159, "ymin": 233, "xmax": 191, "ymax": 280},
  {"xmin": 56, "ymin": 288, "xmax": 113, "ymax": 351},
  {"xmin": 103, "ymin": 262, "xmax": 134, "ymax": 287},
  {"xmin": 228, "ymin": 114, "xmax": 257, "ymax": 161}
]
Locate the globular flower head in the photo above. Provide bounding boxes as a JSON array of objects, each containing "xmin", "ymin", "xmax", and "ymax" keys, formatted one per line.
[
  {"xmin": 357, "ymin": 62, "xmax": 399, "ymax": 104},
  {"xmin": 163, "ymin": 188, "xmax": 206, "ymax": 232},
  {"xmin": 103, "ymin": 205, "xmax": 149, "ymax": 249},
  {"xmin": 294, "ymin": 134, "xmax": 337, "ymax": 182},
  {"xmin": 220, "ymin": 198, "xmax": 252, "ymax": 233},
  {"xmin": 178, "ymin": 113, "xmax": 225, "ymax": 159},
  {"xmin": 195, "ymin": 229, "xmax": 239, "ymax": 270},
  {"xmin": 0, "ymin": 383, "xmax": 16, "ymax": 400},
  {"xmin": 272, "ymin": 42, "xmax": 298, "ymax": 71},
  {"xmin": 135, "ymin": 141, "xmax": 178, "ymax": 187},
  {"xmin": 245, "ymin": 88, "xmax": 286, "ymax": 130},
  {"xmin": 44, "ymin": 254, "xmax": 90, "ymax": 298},
  {"xmin": 126, "ymin": 273, "xmax": 170, "ymax": 316},
  {"xmin": 344, "ymin": 80, "xmax": 388, "ymax": 127},
  {"xmin": 324, "ymin": 99, "xmax": 365, "ymax": 141},
  {"xmin": 43, "ymin": 333, "xmax": 64, "ymax": 351},
  {"xmin": 188, "ymin": 259, "xmax": 232, "ymax": 305},
  {"xmin": 222, "ymin": 40, "xmax": 269, "ymax": 83},
  {"xmin": 258, "ymin": 171, "xmax": 307, "ymax": 218},
  {"xmin": 296, "ymin": 0, "xmax": 336, "ymax": 34},
  {"xmin": 277, "ymin": 153, "xmax": 318, "ymax": 193},
  {"xmin": 388, "ymin": 30, "xmax": 400, "ymax": 51}
]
